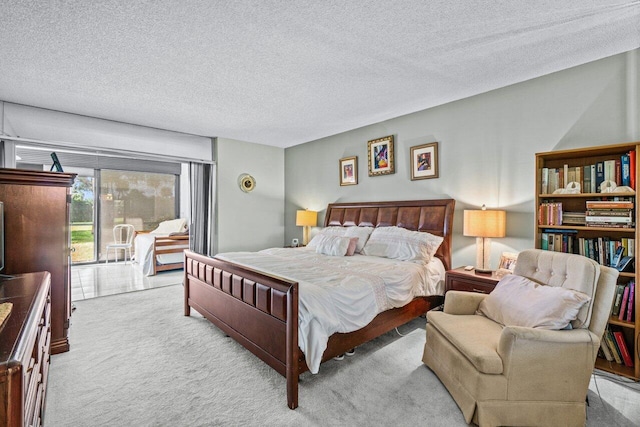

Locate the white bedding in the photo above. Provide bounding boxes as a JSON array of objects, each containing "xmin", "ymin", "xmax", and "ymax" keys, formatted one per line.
[{"xmin": 215, "ymin": 247, "xmax": 445, "ymax": 374}]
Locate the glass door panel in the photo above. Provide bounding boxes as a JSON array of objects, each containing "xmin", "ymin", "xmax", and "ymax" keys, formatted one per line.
[
  {"xmin": 69, "ymin": 168, "xmax": 96, "ymax": 264},
  {"xmin": 99, "ymin": 169, "xmax": 177, "ymax": 262}
]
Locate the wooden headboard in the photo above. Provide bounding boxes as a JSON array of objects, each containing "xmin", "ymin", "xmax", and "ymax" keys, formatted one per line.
[{"xmin": 324, "ymin": 199, "xmax": 455, "ymax": 270}]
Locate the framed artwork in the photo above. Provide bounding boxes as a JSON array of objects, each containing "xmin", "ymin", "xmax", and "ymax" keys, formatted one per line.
[
  {"xmin": 367, "ymin": 135, "xmax": 395, "ymax": 176},
  {"xmin": 339, "ymin": 156, "xmax": 358, "ymax": 186},
  {"xmin": 410, "ymin": 142, "xmax": 439, "ymax": 180}
]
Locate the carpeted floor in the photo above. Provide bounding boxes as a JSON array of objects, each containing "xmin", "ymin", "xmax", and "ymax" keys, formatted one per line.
[{"xmin": 45, "ymin": 284, "xmax": 640, "ymax": 426}]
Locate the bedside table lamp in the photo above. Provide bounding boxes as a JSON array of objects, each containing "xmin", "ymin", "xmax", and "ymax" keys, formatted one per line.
[
  {"xmin": 296, "ymin": 210, "xmax": 317, "ymax": 245},
  {"xmin": 463, "ymin": 205, "xmax": 506, "ymax": 273}
]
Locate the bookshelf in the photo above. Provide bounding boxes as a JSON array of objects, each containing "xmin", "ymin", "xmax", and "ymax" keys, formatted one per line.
[{"xmin": 535, "ymin": 142, "xmax": 639, "ymax": 381}]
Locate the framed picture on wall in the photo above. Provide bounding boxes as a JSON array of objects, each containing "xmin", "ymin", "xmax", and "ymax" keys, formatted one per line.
[
  {"xmin": 410, "ymin": 142, "xmax": 439, "ymax": 180},
  {"xmin": 339, "ymin": 156, "xmax": 358, "ymax": 186},
  {"xmin": 368, "ymin": 135, "xmax": 395, "ymax": 176}
]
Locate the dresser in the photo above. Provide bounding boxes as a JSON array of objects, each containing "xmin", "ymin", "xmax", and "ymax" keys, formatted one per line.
[
  {"xmin": 0, "ymin": 168, "xmax": 75, "ymax": 354},
  {"xmin": 0, "ymin": 272, "xmax": 52, "ymax": 427}
]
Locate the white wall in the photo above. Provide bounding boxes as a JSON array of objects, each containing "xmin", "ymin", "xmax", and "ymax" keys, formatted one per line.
[
  {"xmin": 216, "ymin": 137, "xmax": 285, "ymax": 252},
  {"xmin": 284, "ymin": 50, "xmax": 640, "ymax": 269}
]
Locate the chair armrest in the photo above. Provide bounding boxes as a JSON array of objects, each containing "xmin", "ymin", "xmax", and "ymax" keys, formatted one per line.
[
  {"xmin": 443, "ymin": 291, "xmax": 488, "ymax": 315},
  {"xmin": 497, "ymin": 326, "xmax": 600, "ymax": 400}
]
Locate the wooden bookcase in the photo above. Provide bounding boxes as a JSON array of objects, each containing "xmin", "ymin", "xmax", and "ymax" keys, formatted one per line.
[{"xmin": 535, "ymin": 142, "xmax": 639, "ymax": 381}]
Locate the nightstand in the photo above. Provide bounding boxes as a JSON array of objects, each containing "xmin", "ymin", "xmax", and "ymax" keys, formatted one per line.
[{"xmin": 445, "ymin": 267, "xmax": 502, "ymax": 294}]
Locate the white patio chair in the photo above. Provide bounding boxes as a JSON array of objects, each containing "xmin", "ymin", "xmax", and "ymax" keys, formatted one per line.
[{"xmin": 105, "ymin": 224, "xmax": 135, "ymax": 263}]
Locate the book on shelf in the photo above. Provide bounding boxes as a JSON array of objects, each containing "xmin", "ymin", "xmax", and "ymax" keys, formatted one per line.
[
  {"xmin": 585, "ymin": 200, "xmax": 634, "ymax": 209},
  {"xmin": 595, "ymin": 161, "xmax": 605, "ymax": 191},
  {"xmin": 630, "ymin": 149, "xmax": 636, "ymax": 189},
  {"xmin": 600, "ymin": 339, "xmax": 614, "ymax": 362},
  {"xmin": 622, "ymin": 154, "xmax": 631, "ymax": 186},
  {"xmin": 585, "ymin": 216, "xmax": 633, "ymax": 223},
  {"xmin": 612, "ymin": 285, "xmax": 626, "ymax": 317},
  {"xmin": 586, "ymin": 209, "xmax": 634, "ymax": 217},
  {"xmin": 618, "ymin": 285, "xmax": 630, "ymax": 321},
  {"xmin": 541, "ymin": 167, "xmax": 549, "ymax": 194},
  {"xmin": 562, "ymin": 211, "xmax": 586, "ymax": 225},
  {"xmin": 613, "ymin": 331, "xmax": 634, "ymax": 367},
  {"xmin": 626, "ymin": 283, "xmax": 635, "ymax": 322},
  {"xmin": 605, "ymin": 329, "xmax": 623, "ymax": 364}
]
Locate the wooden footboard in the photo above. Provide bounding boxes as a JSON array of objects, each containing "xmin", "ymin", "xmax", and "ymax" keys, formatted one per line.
[
  {"xmin": 153, "ymin": 235, "xmax": 189, "ymax": 274},
  {"xmin": 183, "ymin": 250, "xmax": 443, "ymax": 409},
  {"xmin": 184, "ymin": 250, "xmax": 301, "ymax": 409}
]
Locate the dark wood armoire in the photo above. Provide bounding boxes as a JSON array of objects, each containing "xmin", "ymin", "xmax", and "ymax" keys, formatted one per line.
[{"xmin": 0, "ymin": 168, "xmax": 75, "ymax": 354}]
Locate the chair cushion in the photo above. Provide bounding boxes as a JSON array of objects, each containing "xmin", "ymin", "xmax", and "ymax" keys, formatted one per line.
[
  {"xmin": 477, "ymin": 275, "xmax": 592, "ymax": 330},
  {"xmin": 427, "ymin": 311, "xmax": 504, "ymax": 374},
  {"xmin": 512, "ymin": 249, "xmax": 599, "ymax": 328}
]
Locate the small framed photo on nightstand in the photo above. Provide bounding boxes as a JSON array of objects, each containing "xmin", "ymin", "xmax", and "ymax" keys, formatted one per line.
[{"xmin": 496, "ymin": 252, "xmax": 518, "ymax": 278}]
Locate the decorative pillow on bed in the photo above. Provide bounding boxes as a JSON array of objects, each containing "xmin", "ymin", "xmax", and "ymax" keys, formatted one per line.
[
  {"xmin": 360, "ymin": 226, "xmax": 443, "ymax": 263},
  {"xmin": 314, "ymin": 235, "xmax": 353, "ymax": 256},
  {"xmin": 307, "ymin": 226, "xmax": 373, "ymax": 253},
  {"xmin": 477, "ymin": 274, "xmax": 592, "ymax": 330}
]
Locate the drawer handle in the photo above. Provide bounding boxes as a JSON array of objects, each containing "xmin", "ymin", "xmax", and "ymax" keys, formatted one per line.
[{"xmin": 472, "ymin": 288, "xmax": 488, "ymax": 293}]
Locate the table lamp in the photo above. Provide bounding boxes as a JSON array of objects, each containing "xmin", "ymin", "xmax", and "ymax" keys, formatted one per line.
[
  {"xmin": 463, "ymin": 205, "xmax": 506, "ymax": 273},
  {"xmin": 296, "ymin": 210, "xmax": 317, "ymax": 245}
]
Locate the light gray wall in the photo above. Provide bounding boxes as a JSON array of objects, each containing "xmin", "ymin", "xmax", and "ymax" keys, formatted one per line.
[
  {"xmin": 285, "ymin": 50, "xmax": 640, "ymax": 269},
  {"xmin": 216, "ymin": 137, "xmax": 285, "ymax": 252}
]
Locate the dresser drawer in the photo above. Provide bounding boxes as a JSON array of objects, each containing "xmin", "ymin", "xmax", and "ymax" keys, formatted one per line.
[{"xmin": 445, "ymin": 268, "xmax": 501, "ymax": 294}]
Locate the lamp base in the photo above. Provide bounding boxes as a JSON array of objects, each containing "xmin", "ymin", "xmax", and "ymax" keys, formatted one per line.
[{"xmin": 474, "ymin": 268, "xmax": 493, "ymax": 275}]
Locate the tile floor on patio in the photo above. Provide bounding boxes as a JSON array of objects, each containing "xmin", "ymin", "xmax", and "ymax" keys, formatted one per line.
[{"xmin": 71, "ymin": 261, "xmax": 183, "ymax": 301}]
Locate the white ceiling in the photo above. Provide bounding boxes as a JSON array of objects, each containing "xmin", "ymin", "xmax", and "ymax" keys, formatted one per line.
[{"xmin": 1, "ymin": 1, "xmax": 639, "ymax": 148}]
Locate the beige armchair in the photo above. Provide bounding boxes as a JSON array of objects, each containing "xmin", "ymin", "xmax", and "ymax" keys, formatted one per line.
[{"xmin": 422, "ymin": 249, "xmax": 618, "ymax": 427}]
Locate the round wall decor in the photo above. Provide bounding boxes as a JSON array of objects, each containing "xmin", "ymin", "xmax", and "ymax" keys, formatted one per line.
[{"xmin": 238, "ymin": 174, "xmax": 256, "ymax": 192}]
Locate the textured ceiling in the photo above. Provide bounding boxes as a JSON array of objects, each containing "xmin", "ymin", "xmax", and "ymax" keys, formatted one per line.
[{"xmin": 1, "ymin": 1, "xmax": 639, "ymax": 148}]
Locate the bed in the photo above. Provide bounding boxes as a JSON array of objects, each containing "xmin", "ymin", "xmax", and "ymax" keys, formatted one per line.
[
  {"xmin": 134, "ymin": 218, "xmax": 190, "ymax": 276},
  {"xmin": 183, "ymin": 199, "xmax": 455, "ymax": 409}
]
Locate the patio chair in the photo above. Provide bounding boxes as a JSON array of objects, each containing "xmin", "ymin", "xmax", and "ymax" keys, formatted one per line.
[{"xmin": 105, "ymin": 224, "xmax": 135, "ymax": 263}]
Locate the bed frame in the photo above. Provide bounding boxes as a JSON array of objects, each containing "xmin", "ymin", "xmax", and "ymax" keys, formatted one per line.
[
  {"xmin": 183, "ymin": 199, "xmax": 455, "ymax": 409},
  {"xmin": 151, "ymin": 234, "xmax": 190, "ymax": 274},
  {"xmin": 135, "ymin": 231, "xmax": 189, "ymax": 275}
]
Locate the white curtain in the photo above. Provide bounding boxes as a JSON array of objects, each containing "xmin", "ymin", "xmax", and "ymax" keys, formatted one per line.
[{"xmin": 189, "ymin": 162, "xmax": 216, "ymax": 256}]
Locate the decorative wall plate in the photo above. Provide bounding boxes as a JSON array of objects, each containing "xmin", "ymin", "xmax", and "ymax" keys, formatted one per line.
[{"xmin": 238, "ymin": 174, "xmax": 256, "ymax": 192}]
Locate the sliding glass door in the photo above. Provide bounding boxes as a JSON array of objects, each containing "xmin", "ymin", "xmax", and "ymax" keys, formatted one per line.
[
  {"xmin": 99, "ymin": 169, "xmax": 178, "ymax": 262},
  {"xmin": 70, "ymin": 168, "xmax": 96, "ymax": 264}
]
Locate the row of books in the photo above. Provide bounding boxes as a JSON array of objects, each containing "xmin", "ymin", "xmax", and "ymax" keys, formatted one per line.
[
  {"xmin": 539, "ymin": 200, "xmax": 635, "ymax": 228},
  {"xmin": 600, "ymin": 328, "xmax": 635, "ymax": 368},
  {"xmin": 612, "ymin": 282, "xmax": 635, "ymax": 323},
  {"xmin": 540, "ymin": 231, "xmax": 635, "ymax": 266},
  {"xmin": 585, "ymin": 200, "xmax": 635, "ymax": 228},
  {"xmin": 538, "ymin": 202, "xmax": 563, "ymax": 226},
  {"xmin": 541, "ymin": 150, "xmax": 636, "ymax": 194}
]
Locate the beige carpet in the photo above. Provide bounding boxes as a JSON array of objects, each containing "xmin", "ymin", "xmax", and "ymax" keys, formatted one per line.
[{"xmin": 44, "ymin": 284, "xmax": 638, "ymax": 426}]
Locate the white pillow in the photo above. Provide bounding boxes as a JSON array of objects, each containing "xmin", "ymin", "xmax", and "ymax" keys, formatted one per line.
[
  {"xmin": 344, "ymin": 226, "xmax": 374, "ymax": 253},
  {"xmin": 307, "ymin": 226, "xmax": 373, "ymax": 253},
  {"xmin": 361, "ymin": 226, "xmax": 443, "ymax": 263},
  {"xmin": 477, "ymin": 275, "xmax": 592, "ymax": 330},
  {"xmin": 152, "ymin": 218, "xmax": 188, "ymax": 234},
  {"xmin": 314, "ymin": 235, "xmax": 352, "ymax": 256}
]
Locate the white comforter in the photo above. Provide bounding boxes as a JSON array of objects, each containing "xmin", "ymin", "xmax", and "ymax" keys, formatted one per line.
[{"xmin": 215, "ymin": 247, "xmax": 445, "ymax": 374}]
